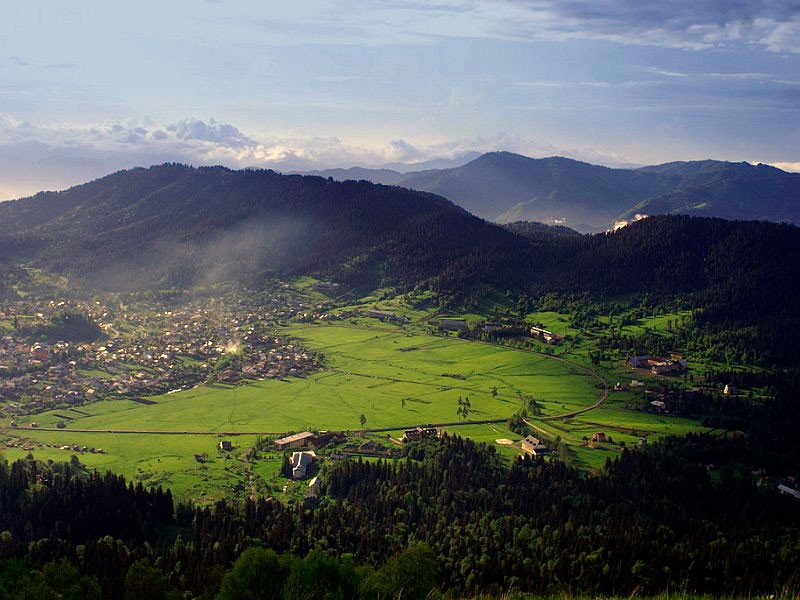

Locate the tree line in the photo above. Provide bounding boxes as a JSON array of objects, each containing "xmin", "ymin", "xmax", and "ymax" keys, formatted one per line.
[{"xmin": 1, "ymin": 371, "xmax": 799, "ymax": 599}]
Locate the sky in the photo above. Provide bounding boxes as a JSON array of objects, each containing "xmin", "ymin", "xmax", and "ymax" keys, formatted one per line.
[{"xmin": 1, "ymin": 0, "xmax": 799, "ymax": 199}]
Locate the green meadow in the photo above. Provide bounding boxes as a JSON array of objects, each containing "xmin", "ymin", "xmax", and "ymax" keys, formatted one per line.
[
  {"xmin": 15, "ymin": 322, "xmax": 601, "ymax": 432},
  {"xmin": 2, "ymin": 308, "xmax": 712, "ymax": 497},
  {"xmin": 2, "ymin": 432, "xmax": 259, "ymax": 503}
]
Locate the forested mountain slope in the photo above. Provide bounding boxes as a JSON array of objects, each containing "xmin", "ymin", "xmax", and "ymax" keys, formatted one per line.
[
  {"xmin": 2, "ymin": 166, "xmax": 800, "ymax": 363},
  {"xmin": 0, "ymin": 164, "xmax": 528, "ymax": 292},
  {"xmin": 305, "ymin": 152, "xmax": 800, "ymax": 232}
]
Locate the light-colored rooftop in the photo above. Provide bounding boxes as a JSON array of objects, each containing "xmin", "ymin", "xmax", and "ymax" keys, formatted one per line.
[{"xmin": 275, "ymin": 431, "xmax": 314, "ymax": 444}]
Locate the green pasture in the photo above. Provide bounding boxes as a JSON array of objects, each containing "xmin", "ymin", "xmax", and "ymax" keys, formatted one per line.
[
  {"xmin": 12, "ymin": 324, "xmax": 602, "ymax": 433},
  {"xmin": 3, "ymin": 315, "xmax": 712, "ymax": 496},
  {"xmin": 523, "ymin": 392, "xmax": 707, "ymax": 471},
  {"xmin": 1, "ymin": 431, "xmax": 269, "ymax": 502},
  {"xmin": 594, "ymin": 310, "xmax": 693, "ymax": 335}
]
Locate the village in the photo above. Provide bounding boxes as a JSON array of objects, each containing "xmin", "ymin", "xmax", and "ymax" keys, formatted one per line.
[{"xmin": 0, "ymin": 286, "xmax": 320, "ymax": 419}]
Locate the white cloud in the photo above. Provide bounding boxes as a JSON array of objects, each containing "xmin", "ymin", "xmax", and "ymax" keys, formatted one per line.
[
  {"xmin": 753, "ymin": 16, "xmax": 800, "ymax": 53},
  {"xmin": 497, "ymin": 2, "xmax": 800, "ymax": 53},
  {"xmin": 185, "ymin": 0, "xmax": 799, "ymax": 52},
  {"xmin": 167, "ymin": 118, "xmax": 254, "ymax": 147},
  {"xmin": 643, "ymin": 67, "xmax": 689, "ymax": 78},
  {"xmin": 771, "ymin": 162, "xmax": 800, "ymax": 173},
  {"xmin": 0, "ymin": 115, "xmax": 646, "ymax": 199}
]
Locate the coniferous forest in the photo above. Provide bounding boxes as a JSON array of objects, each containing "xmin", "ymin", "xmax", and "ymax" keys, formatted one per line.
[
  {"xmin": 2, "ymin": 167, "xmax": 800, "ymax": 367},
  {"xmin": 1, "ymin": 171, "xmax": 800, "ymax": 598},
  {"xmin": 1, "ymin": 370, "xmax": 799, "ymax": 599},
  {"xmin": 6, "ymin": 0, "xmax": 800, "ymax": 596}
]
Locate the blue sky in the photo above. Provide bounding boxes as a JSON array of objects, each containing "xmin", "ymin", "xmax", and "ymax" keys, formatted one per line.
[{"xmin": 1, "ymin": 0, "xmax": 799, "ymax": 198}]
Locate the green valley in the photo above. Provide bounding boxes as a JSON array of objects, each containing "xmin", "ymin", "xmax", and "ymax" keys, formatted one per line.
[{"xmin": 2, "ymin": 282, "xmax": 719, "ymax": 500}]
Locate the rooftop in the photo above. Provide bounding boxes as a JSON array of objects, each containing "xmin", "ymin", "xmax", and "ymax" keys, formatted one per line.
[{"xmin": 275, "ymin": 431, "xmax": 314, "ymax": 444}]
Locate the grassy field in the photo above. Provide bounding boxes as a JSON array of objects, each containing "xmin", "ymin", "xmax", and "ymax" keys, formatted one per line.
[
  {"xmin": 3, "ymin": 320, "xmax": 603, "ymax": 496},
  {"xmin": 2, "ymin": 431, "xmax": 260, "ymax": 503},
  {"xmin": 2, "ymin": 305, "xmax": 713, "ymax": 497},
  {"xmin": 14, "ymin": 322, "xmax": 599, "ymax": 431}
]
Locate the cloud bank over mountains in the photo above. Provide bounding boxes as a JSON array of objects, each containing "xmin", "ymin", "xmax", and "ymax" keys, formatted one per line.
[
  {"xmin": 0, "ymin": 115, "xmax": 640, "ymax": 200},
  {"xmin": 2, "ymin": 1, "xmax": 798, "ymax": 199}
]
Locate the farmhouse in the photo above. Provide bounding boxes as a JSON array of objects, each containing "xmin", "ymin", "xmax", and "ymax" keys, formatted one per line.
[
  {"xmin": 650, "ymin": 400, "xmax": 666, "ymax": 412},
  {"xmin": 521, "ymin": 435, "xmax": 549, "ymax": 457},
  {"xmin": 627, "ymin": 354, "xmax": 688, "ymax": 375},
  {"xmin": 437, "ymin": 318, "xmax": 468, "ymax": 331},
  {"xmin": 530, "ymin": 326, "xmax": 563, "ymax": 345},
  {"xmin": 649, "ymin": 360, "xmax": 680, "ymax": 375},
  {"xmin": 627, "ymin": 355, "xmax": 649, "ymax": 368},
  {"xmin": 291, "ymin": 451, "xmax": 316, "ymax": 479},
  {"xmin": 402, "ymin": 426, "xmax": 438, "ymax": 442},
  {"xmin": 218, "ymin": 440, "xmax": 232, "ymax": 451},
  {"xmin": 591, "ymin": 432, "xmax": 606, "ymax": 443},
  {"xmin": 366, "ymin": 309, "xmax": 409, "ymax": 324},
  {"xmin": 275, "ymin": 431, "xmax": 314, "ymax": 450}
]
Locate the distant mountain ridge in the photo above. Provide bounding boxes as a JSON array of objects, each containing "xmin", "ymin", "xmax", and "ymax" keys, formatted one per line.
[
  {"xmin": 3, "ymin": 165, "xmax": 800, "ymax": 364},
  {"xmin": 0, "ymin": 164, "xmax": 527, "ymax": 292},
  {"xmin": 302, "ymin": 152, "xmax": 800, "ymax": 232}
]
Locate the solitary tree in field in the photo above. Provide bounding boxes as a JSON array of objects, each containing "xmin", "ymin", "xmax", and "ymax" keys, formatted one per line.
[
  {"xmin": 457, "ymin": 396, "xmax": 470, "ymax": 420},
  {"xmin": 359, "ymin": 413, "xmax": 367, "ymax": 428}
]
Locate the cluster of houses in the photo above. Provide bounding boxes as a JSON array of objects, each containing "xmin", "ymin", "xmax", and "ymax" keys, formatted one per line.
[
  {"xmin": 300, "ymin": 307, "xmax": 414, "ymax": 325},
  {"xmin": 342, "ymin": 439, "xmax": 401, "ymax": 458},
  {"xmin": 627, "ymin": 354, "xmax": 688, "ymax": 375},
  {"xmin": 366, "ymin": 309, "xmax": 410, "ymax": 324},
  {"xmin": 0, "ymin": 289, "xmax": 319, "ymax": 417},
  {"xmin": 401, "ymin": 426, "xmax": 439, "ymax": 442},
  {"xmin": 299, "ymin": 309, "xmax": 359, "ymax": 322}
]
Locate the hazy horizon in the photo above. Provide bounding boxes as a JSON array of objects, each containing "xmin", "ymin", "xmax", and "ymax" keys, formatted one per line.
[{"xmin": 2, "ymin": 1, "xmax": 799, "ymax": 199}]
